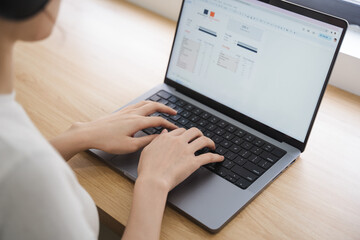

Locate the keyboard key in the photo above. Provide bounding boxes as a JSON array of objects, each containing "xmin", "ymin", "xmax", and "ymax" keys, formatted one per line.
[
  {"xmin": 180, "ymin": 111, "xmax": 191, "ymax": 118},
  {"xmin": 143, "ymin": 128, "xmax": 156, "ymax": 135},
  {"xmin": 198, "ymin": 127, "xmax": 205, "ymax": 132},
  {"xmin": 198, "ymin": 119, "xmax": 208, "ymax": 127},
  {"xmin": 174, "ymin": 106, "xmax": 183, "ymax": 114},
  {"xmin": 149, "ymin": 95, "xmax": 161, "ymax": 102},
  {"xmin": 206, "ymin": 123, "xmax": 217, "ymax": 131},
  {"xmin": 225, "ymin": 175, "xmax": 237, "ymax": 183},
  {"xmin": 215, "ymin": 167, "xmax": 230, "ymax": 177},
  {"xmin": 226, "ymin": 125, "xmax": 237, "ymax": 133},
  {"xmin": 223, "ymin": 132, "xmax": 234, "ymax": 140},
  {"xmin": 234, "ymin": 156, "xmax": 247, "ymax": 166},
  {"xmin": 204, "ymin": 131, "xmax": 214, "ymax": 138},
  {"xmin": 224, "ymin": 151, "xmax": 237, "ymax": 160},
  {"xmin": 244, "ymin": 134, "xmax": 255, "ymax": 142},
  {"xmin": 239, "ymin": 149, "xmax": 251, "ymax": 158},
  {"xmin": 250, "ymin": 146, "xmax": 263, "ymax": 155},
  {"xmin": 170, "ymin": 115, "xmax": 181, "ymax": 121},
  {"xmin": 217, "ymin": 121, "xmax": 228, "ymax": 128},
  {"xmin": 244, "ymin": 162, "xmax": 265, "ymax": 176},
  {"xmin": 192, "ymin": 108, "xmax": 202, "ymax": 115},
  {"xmin": 231, "ymin": 165, "xmax": 258, "ymax": 182},
  {"xmin": 168, "ymin": 96, "xmax": 178, "ymax": 103},
  {"xmin": 174, "ymin": 122, "xmax": 184, "ymax": 128},
  {"xmin": 209, "ymin": 116, "xmax": 219, "ymax": 124},
  {"xmin": 215, "ymin": 146, "xmax": 227, "ymax": 155},
  {"xmin": 235, "ymin": 129, "xmax": 247, "ymax": 137},
  {"xmin": 232, "ymin": 137, "xmax": 243, "ymax": 145},
  {"xmin": 200, "ymin": 112, "xmax": 211, "ymax": 119},
  {"xmin": 260, "ymin": 152, "xmax": 279, "ymax": 163},
  {"xmin": 178, "ymin": 118, "xmax": 189, "ymax": 125},
  {"xmin": 205, "ymin": 162, "xmax": 217, "ymax": 170},
  {"xmin": 241, "ymin": 142, "xmax": 253, "ymax": 150},
  {"xmin": 155, "ymin": 126, "xmax": 163, "ymax": 131},
  {"xmin": 263, "ymin": 143, "xmax": 274, "ymax": 152},
  {"xmin": 185, "ymin": 104, "xmax": 194, "ymax": 111},
  {"xmin": 177, "ymin": 100, "xmax": 186, "ymax": 107},
  {"xmin": 150, "ymin": 112, "xmax": 161, "ymax": 117},
  {"xmin": 272, "ymin": 148, "xmax": 286, "ymax": 158},
  {"xmin": 195, "ymin": 147, "xmax": 210, "ymax": 156},
  {"xmin": 258, "ymin": 159, "xmax": 272, "ymax": 169},
  {"xmin": 228, "ymin": 172, "xmax": 240, "ymax": 180},
  {"xmin": 229, "ymin": 144, "xmax": 241, "ymax": 153},
  {"xmin": 248, "ymin": 155, "xmax": 261, "ymax": 164},
  {"xmin": 222, "ymin": 159, "xmax": 235, "ymax": 169},
  {"xmin": 253, "ymin": 138, "xmax": 264, "ymax": 147},
  {"xmin": 215, "ymin": 128, "xmax": 225, "ymax": 136},
  {"xmin": 266, "ymin": 154, "xmax": 279, "ymax": 163},
  {"xmin": 158, "ymin": 99, "xmax": 168, "ymax": 105},
  {"xmin": 166, "ymin": 102, "xmax": 176, "ymax": 109},
  {"xmin": 186, "ymin": 122, "xmax": 197, "ymax": 129},
  {"xmin": 212, "ymin": 136, "xmax": 223, "ymax": 144},
  {"xmin": 220, "ymin": 140, "xmax": 232, "ymax": 148},
  {"xmin": 190, "ymin": 115, "xmax": 200, "ymax": 122},
  {"xmin": 235, "ymin": 178, "xmax": 251, "ymax": 189},
  {"xmin": 157, "ymin": 90, "xmax": 171, "ymax": 99}
]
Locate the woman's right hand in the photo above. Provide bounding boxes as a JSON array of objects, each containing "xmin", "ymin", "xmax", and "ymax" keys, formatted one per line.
[
  {"xmin": 123, "ymin": 127, "xmax": 224, "ymax": 240},
  {"xmin": 137, "ymin": 127, "xmax": 224, "ymax": 192}
]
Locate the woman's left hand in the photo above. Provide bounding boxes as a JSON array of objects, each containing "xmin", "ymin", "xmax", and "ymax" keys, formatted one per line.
[
  {"xmin": 50, "ymin": 101, "xmax": 178, "ymax": 160},
  {"xmin": 82, "ymin": 100, "xmax": 178, "ymax": 154}
]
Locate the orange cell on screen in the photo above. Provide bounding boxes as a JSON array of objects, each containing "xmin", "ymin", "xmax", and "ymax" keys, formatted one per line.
[{"xmin": 210, "ymin": 11, "xmax": 215, "ymax": 17}]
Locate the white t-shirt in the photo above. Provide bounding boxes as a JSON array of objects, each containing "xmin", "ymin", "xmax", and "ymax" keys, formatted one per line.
[{"xmin": 0, "ymin": 93, "xmax": 99, "ymax": 239}]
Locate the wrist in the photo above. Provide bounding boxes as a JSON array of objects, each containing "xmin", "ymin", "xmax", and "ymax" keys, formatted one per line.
[
  {"xmin": 67, "ymin": 122, "xmax": 93, "ymax": 150},
  {"xmin": 124, "ymin": 175, "xmax": 169, "ymax": 240},
  {"xmin": 50, "ymin": 122, "xmax": 92, "ymax": 160},
  {"xmin": 135, "ymin": 175, "xmax": 170, "ymax": 197}
]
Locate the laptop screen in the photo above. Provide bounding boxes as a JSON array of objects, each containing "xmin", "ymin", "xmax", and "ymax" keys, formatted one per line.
[{"xmin": 166, "ymin": 0, "xmax": 343, "ymax": 142}]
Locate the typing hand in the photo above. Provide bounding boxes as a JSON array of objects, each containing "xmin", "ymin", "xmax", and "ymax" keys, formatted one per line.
[
  {"xmin": 82, "ymin": 101, "xmax": 178, "ymax": 154},
  {"xmin": 137, "ymin": 128, "xmax": 224, "ymax": 192}
]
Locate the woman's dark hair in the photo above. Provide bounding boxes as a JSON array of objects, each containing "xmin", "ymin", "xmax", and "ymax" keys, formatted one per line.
[{"xmin": 0, "ymin": 0, "xmax": 50, "ymax": 20}]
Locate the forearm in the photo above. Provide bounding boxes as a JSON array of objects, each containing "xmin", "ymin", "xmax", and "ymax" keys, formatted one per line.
[
  {"xmin": 49, "ymin": 123, "xmax": 91, "ymax": 161},
  {"xmin": 122, "ymin": 177, "xmax": 168, "ymax": 240}
]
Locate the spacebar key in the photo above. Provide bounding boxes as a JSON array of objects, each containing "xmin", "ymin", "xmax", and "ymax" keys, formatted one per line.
[{"xmin": 231, "ymin": 165, "xmax": 258, "ymax": 182}]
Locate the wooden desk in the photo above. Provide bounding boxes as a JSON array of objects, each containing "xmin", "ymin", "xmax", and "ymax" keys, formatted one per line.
[{"xmin": 14, "ymin": 0, "xmax": 360, "ymax": 239}]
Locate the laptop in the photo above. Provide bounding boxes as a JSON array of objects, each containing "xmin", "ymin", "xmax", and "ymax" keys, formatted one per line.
[{"xmin": 90, "ymin": 0, "xmax": 347, "ymax": 232}]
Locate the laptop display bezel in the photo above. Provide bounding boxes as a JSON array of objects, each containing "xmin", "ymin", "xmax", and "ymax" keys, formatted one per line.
[{"xmin": 164, "ymin": 0, "xmax": 348, "ymax": 152}]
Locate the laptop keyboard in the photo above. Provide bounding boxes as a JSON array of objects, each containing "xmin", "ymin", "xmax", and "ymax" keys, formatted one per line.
[{"xmin": 143, "ymin": 90, "xmax": 287, "ymax": 190}]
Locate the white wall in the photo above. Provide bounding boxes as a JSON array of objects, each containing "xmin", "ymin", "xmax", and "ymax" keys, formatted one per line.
[
  {"xmin": 126, "ymin": 0, "xmax": 182, "ymax": 21},
  {"xmin": 329, "ymin": 53, "xmax": 360, "ymax": 96}
]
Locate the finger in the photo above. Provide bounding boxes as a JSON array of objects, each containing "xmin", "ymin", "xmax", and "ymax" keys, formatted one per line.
[
  {"xmin": 189, "ymin": 136, "xmax": 216, "ymax": 152},
  {"xmin": 132, "ymin": 134, "xmax": 158, "ymax": 150},
  {"xmin": 136, "ymin": 102, "xmax": 177, "ymax": 116},
  {"xmin": 195, "ymin": 153, "xmax": 224, "ymax": 166},
  {"xmin": 119, "ymin": 101, "xmax": 150, "ymax": 112},
  {"xmin": 181, "ymin": 127, "xmax": 203, "ymax": 142},
  {"xmin": 168, "ymin": 127, "xmax": 187, "ymax": 136},
  {"xmin": 140, "ymin": 116, "xmax": 178, "ymax": 130}
]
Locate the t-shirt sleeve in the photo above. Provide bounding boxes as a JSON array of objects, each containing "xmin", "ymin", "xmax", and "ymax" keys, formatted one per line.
[{"xmin": 0, "ymin": 150, "xmax": 99, "ymax": 240}]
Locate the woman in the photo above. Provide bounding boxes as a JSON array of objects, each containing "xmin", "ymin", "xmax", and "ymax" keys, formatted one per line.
[{"xmin": 0, "ymin": 0, "xmax": 224, "ymax": 239}]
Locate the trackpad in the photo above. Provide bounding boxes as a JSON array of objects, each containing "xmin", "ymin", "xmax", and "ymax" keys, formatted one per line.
[{"xmin": 110, "ymin": 150, "xmax": 141, "ymax": 181}]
